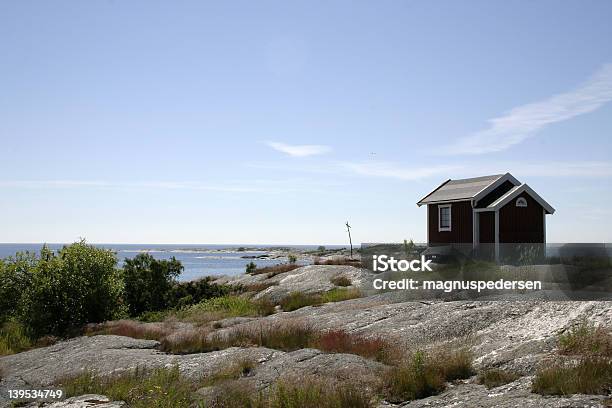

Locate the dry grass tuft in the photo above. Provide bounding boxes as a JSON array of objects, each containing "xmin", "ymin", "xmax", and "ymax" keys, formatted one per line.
[
  {"xmin": 85, "ymin": 320, "xmax": 171, "ymax": 341},
  {"xmin": 559, "ymin": 321, "xmax": 612, "ymax": 357},
  {"xmin": 532, "ymin": 358, "xmax": 612, "ymax": 395},
  {"xmin": 314, "ymin": 330, "xmax": 392, "ymax": 363},
  {"xmin": 279, "ymin": 288, "xmax": 361, "ymax": 312},
  {"xmin": 330, "ymin": 276, "xmax": 352, "ymax": 287},
  {"xmin": 315, "ymin": 257, "xmax": 363, "ymax": 267},
  {"xmin": 247, "ymin": 263, "xmax": 301, "ymax": 277},
  {"xmin": 477, "ymin": 369, "xmax": 520, "ymax": 389}
]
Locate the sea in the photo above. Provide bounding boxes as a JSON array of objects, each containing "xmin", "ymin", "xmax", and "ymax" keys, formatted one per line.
[{"xmin": 0, "ymin": 244, "xmax": 342, "ymax": 281}]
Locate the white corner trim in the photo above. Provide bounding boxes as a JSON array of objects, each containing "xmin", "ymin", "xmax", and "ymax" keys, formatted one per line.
[
  {"xmin": 438, "ymin": 204, "xmax": 452, "ymax": 232},
  {"xmin": 494, "ymin": 210, "xmax": 500, "ymax": 261}
]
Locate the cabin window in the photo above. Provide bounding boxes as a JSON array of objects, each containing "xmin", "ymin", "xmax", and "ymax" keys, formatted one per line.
[
  {"xmin": 516, "ymin": 197, "xmax": 528, "ymax": 207},
  {"xmin": 438, "ymin": 204, "xmax": 451, "ymax": 231}
]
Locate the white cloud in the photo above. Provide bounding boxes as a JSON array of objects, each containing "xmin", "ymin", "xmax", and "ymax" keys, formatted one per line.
[
  {"xmin": 445, "ymin": 63, "xmax": 612, "ymax": 155},
  {"xmin": 265, "ymin": 141, "xmax": 332, "ymax": 157}
]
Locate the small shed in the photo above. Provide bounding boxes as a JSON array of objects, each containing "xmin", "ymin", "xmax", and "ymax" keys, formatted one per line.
[{"xmin": 417, "ymin": 173, "xmax": 555, "ymax": 259}]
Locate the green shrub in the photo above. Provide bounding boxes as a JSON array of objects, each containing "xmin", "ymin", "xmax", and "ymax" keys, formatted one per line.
[
  {"xmin": 0, "ymin": 321, "xmax": 32, "ymax": 356},
  {"xmin": 123, "ymin": 253, "xmax": 183, "ymax": 316},
  {"xmin": 20, "ymin": 242, "xmax": 124, "ymax": 337},
  {"xmin": 245, "ymin": 262, "xmax": 257, "ymax": 274},
  {"xmin": 532, "ymin": 358, "xmax": 612, "ymax": 395},
  {"xmin": 0, "ymin": 253, "xmax": 36, "ymax": 324},
  {"xmin": 168, "ymin": 277, "xmax": 231, "ymax": 310},
  {"xmin": 477, "ymin": 369, "xmax": 520, "ymax": 389},
  {"xmin": 58, "ymin": 366, "xmax": 195, "ymax": 408},
  {"xmin": 288, "ymin": 254, "xmax": 298, "ymax": 264}
]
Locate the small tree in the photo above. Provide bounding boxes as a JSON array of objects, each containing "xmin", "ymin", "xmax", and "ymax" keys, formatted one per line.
[
  {"xmin": 246, "ymin": 261, "xmax": 257, "ymax": 274},
  {"xmin": 288, "ymin": 254, "xmax": 297, "ymax": 264},
  {"xmin": 123, "ymin": 253, "xmax": 183, "ymax": 316}
]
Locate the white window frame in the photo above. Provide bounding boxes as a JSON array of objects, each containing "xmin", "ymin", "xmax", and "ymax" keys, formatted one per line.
[
  {"xmin": 516, "ymin": 197, "xmax": 528, "ymax": 207},
  {"xmin": 438, "ymin": 204, "xmax": 452, "ymax": 232}
]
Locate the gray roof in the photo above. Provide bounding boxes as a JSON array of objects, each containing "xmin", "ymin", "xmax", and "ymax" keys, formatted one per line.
[{"xmin": 417, "ymin": 174, "xmax": 505, "ymax": 205}]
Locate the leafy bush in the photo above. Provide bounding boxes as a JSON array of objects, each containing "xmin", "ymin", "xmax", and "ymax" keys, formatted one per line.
[
  {"xmin": 20, "ymin": 243, "xmax": 124, "ymax": 337},
  {"xmin": 477, "ymin": 369, "xmax": 520, "ymax": 389},
  {"xmin": 168, "ymin": 277, "xmax": 231, "ymax": 310},
  {"xmin": 288, "ymin": 254, "xmax": 298, "ymax": 264},
  {"xmin": 245, "ymin": 262, "xmax": 257, "ymax": 274},
  {"xmin": 59, "ymin": 366, "xmax": 195, "ymax": 408},
  {"xmin": 0, "ymin": 253, "xmax": 36, "ymax": 324},
  {"xmin": 123, "ymin": 253, "xmax": 183, "ymax": 316}
]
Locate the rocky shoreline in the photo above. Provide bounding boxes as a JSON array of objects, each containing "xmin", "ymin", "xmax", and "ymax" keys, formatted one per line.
[{"xmin": 1, "ymin": 264, "xmax": 610, "ymax": 408}]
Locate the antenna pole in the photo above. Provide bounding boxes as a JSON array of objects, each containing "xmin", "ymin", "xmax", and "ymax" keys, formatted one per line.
[{"xmin": 345, "ymin": 221, "xmax": 353, "ymax": 258}]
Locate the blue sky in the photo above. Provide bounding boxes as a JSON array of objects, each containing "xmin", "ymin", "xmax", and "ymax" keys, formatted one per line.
[{"xmin": 1, "ymin": 1, "xmax": 612, "ymax": 244}]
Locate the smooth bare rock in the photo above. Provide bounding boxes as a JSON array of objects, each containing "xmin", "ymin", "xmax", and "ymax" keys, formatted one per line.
[
  {"xmin": 0, "ymin": 335, "xmax": 281, "ymax": 408},
  {"xmin": 24, "ymin": 394, "xmax": 125, "ymax": 407},
  {"xmin": 218, "ymin": 298, "xmax": 611, "ymax": 374},
  {"xmin": 397, "ymin": 377, "xmax": 609, "ymax": 408},
  {"xmin": 197, "ymin": 348, "xmax": 387, "ymax": 405},
  {"xmin": 242, "ymin": 348, "xmax": 386, "ymax": 391},
  {"xmin": 216, "ymin": 265, "xmax": 375, "ymax": 302}
]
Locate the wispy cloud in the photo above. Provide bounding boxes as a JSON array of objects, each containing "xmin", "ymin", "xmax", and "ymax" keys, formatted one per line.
[
  {"xmin": 265, "ymin": 141, "xmax": 332, "ymax": 157},
  {"xmin": 445, "ymin": 63, "xmax": 612, "ymax": 155},
  {"xmin": 0, "ymin": 180, "xmax": 262, "ymax": 193},
  {"xmin": 249, "ymin": 158, "xmax": 612, "ymax": 181}
]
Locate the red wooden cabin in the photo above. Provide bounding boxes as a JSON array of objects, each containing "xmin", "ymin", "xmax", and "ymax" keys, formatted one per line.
[{"xmin": 417, "ymin": 173, "xmax": 555, "ymax": 259}]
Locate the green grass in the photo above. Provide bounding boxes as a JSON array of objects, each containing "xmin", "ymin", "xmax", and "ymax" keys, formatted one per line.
[
  {"xmin": 477, "ymin": 369, "xmax": 520, "ymax": 389},
  {"xmin": 384, "ymin": 350, "xmax": 474, "ymax": 403},
  {"xmin": 0, "ymin": 322, "xmax": 32, "ymax": 356},
  {"xmin": 231, "ymin": 322, "xmax": 315, "ymax": 351},
  {"xmin": 532, "ymin": 358, "xmax": 612, "ymax": 396},
  {"xmin": 58, "ymin": 366, "xmax": 196, "ymax": 408},
  {"xmin": 279, "ymin": 288, "xmax": 361, "ymax": 312},
  {"xmin": 176, "ymin": 295, "xmax": 275, "ymax": 325},
  {"xmin": 532, "ymin": 320, "xmax": 612, "ymax": 396},
  {"xmin": 201, "ymin": 359, "xmax": 255, "ymax": 387},
  {"xmin": 210, "ymin": 379, "xmax": 374, "ymax": 408}
]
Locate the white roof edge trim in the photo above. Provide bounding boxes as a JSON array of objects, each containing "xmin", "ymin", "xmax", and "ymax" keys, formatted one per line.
[
  {"xmin": 488, "ymin": 183, "xmax": 555, "ymax": 214},
  {"xmin": 472, "ymin": 172, "xmax": 521, "ymax": 205},
  {"xmin": 416, "ymin": 179, "xmax": 451, "ymax": 206}
]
